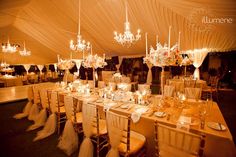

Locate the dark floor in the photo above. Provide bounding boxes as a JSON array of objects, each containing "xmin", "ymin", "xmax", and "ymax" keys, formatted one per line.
[
  {"xmin": 0, "ymin": 90, "xmax": 236, "ymax": 157},
  {"xmin": 0, "ymin": 100, "xmax": 78, "ymax": 157}
]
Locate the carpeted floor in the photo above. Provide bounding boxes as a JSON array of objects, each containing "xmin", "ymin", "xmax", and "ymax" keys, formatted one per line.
[
  {"xmin": 0, "ymin": 100, "xmax": 78, "ymax": 157},
  {"xmin": 0, "ymin": 90, "xmax": 235, "ymax": 157}
]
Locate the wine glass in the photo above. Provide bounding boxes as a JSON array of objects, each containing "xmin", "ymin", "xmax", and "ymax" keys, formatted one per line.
[{"xmin": 198, "ymin": 102, "xmax": 207, "ymax": 129}]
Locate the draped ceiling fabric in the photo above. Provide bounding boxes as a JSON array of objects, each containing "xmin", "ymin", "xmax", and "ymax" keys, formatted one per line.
[{"xmin": 0, "ymin": 0, "xmax": 235, "ymax": 64}]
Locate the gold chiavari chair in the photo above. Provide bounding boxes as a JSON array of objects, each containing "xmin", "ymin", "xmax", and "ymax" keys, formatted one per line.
[
  {"xmin": 48, "ymin": 90, "xmax": 67, "ymax": 134},
  {"xmin": 79, "ymin": 103, "xmax": 108, "ymax": 157},
  {"xmin": 202, "ymin": 76, "xmax": 219, "ymax": 102},
  {"xmin": 106, "ymin": 111, "xmax": 146, "ymax": 157},
  {"xmin": 154, "ymin": 122, "xmax": 205, "ymax": 157},
  {"xmin": 184, "ymin": 87, "xmax": 202, "ymax": 100}
]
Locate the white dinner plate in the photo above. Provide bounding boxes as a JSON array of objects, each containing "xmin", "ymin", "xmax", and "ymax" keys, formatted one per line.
[
  {"xmin": 154, "ymin": 111, "xmax": 166, "ymax": 118},
  {"xmin": 207, "ymin": 122, "xmax": 227, "ymax": 131},
  {"xmin": 120, "ymin": 104, "xmax": 129, "ymax": 109}
]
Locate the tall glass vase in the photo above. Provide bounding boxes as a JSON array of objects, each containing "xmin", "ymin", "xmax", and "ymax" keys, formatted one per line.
[
  {"xmin": 161, "ymin": 66, "xmax": 165, "ymax": 96},
  {"xmin": 64, "ymin": 69, "xmax": 69, "ymax": 85},
  {"xmin": 93, "ymin": 68, "xmax": 98, "ymax": 88}
]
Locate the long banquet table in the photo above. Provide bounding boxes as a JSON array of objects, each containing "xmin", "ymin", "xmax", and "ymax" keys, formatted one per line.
[{"xmin": 55, "ymin": 88, "xmax": 235, "ymax": 157}]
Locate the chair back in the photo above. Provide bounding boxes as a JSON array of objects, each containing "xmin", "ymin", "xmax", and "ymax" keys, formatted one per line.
[
  {"xmin": 50, "ymin": 90, "xmax": 59, "ymax": 113},
  {"xmin": 39, "ymin": 88, "xmax": 49, "ymax": 109},
  {"xmin": 209, "ymin": 76, "xmax": 219, "ymax": 89},
  {"xmin": 27, "ymin": 86, "xmax": 34, "ymax": 101},
  {"xmin": 184, "ymin": 87, "xmax": 202, "ymax": 100},
  {"xmin": 184, "ymin": 79, "xmax": 196, "ymax": 88},
  {"xmin": 164, "ymin": 85, "xmax": 175, "ymax": 97},
  {"xmin": 106, "ymin": 111, "xmax": 130, "ymax": 156},
  {"xmin": 155, "ymin": 123, "xmax": 205, "ymax": 157},
  {"xmin": 32, "ymin": 85, "xmax": 40, "ymax": 104},
  {"xmin": 87, "ymin": 80, "xmax": 94, "ymax": 88},
  {"xmin": 64, "ymin": 95, "xmax": 74, "ymax": 120},
  {"xmin": 98, "ymin": 81, "xmax": 106, "ymax": 88},
  {"xmin": 138, "ymin": 84, "xmax": 150, "ymax": 92},
  {"xmin": 169, "ymin": 81, "xmax": 184, "ymax": 93},
  {"xmin": 121, "ymin": 76, "xmax": 131, "ymax": 83}
]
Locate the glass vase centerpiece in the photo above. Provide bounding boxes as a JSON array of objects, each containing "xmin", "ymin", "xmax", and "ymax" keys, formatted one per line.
[
  {"xmin": 82, "ymin": 49, "xmax": 107, "ymax": 88},
  {"xmin": 143, "ymin": 28, "xmax": 182, "ymax": 95},
  {"xmin": 180, "ymin": 55, "xmax": 193, "ymax": 76}
]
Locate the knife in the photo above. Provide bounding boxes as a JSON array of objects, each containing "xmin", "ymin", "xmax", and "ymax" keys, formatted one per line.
[{"xmin": 218, "ymin": 123, "xmax": 222, "ymax": 130}]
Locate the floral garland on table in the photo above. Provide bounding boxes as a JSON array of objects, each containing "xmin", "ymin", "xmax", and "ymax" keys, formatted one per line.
[
  {"xmin": 57, "ymin": 59, "xmax": 75, "ymax": 70},
  {"xmin": 82, "ymin": 54, "xmax": 107, "ymax": 69},
  {"xmin": 143, "ymin": 43, "xmax": 182, "ymax": 67}
]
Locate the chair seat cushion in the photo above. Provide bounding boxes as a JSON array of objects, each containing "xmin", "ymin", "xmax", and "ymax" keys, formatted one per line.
[
  {"xmin": 159, "ymin": 144, "xmax": 197, "ymax": 157},
  {"xmin": 92, "ymin": 119, "xmax": 107, "ymax": 135},
  {"xmin": 58, "ymin": 106, "xmax": 66, "ymax": 113},
  {"xmin": 118, "ymin": 130, "xmax": 146, "ymax": 155}
]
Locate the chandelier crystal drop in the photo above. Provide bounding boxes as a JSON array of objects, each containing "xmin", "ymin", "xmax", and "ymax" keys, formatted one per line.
[
  {"xmin": 19, "ymin": 41, "xmax": 31, "ymax": 56},
  {"xmin": 70, "ymin": 0, "xmax": 90, "ymax": 52},
  {"xmin": 114, "ymin": 0, "xmax": 141, "ymax": 47},
  {"xmin": 2, "ymin": 39, "xmax": 18, "ymax": 53}
]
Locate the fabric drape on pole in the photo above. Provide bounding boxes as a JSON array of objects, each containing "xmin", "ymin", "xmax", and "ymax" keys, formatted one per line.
[
  {"xmin": 146, "ymin": 62, "xmax": 153, "ymax": 84},
  {"xmin": 23, "ymin": 64, "xmax": 31, "ymax": 74},
  {"xmin": 188, "ymin": 49, "xmax": 208, "ymax": 80},
  {"xmin": 37, "ymin": 65, "xmax": 44, "ymax": 74}
]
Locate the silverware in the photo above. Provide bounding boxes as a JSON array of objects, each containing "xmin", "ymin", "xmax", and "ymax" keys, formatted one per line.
[
  {"xmin": 200, "ymin": 120, "xmax": 205, "ymax": 129},
  {"xmin": 218, "ymin": 123, "xmax": 222, "ymax": 130}
]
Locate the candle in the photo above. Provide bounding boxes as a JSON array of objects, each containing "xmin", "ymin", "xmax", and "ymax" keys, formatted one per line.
[
  {"xmin": 145, "ymin": 33, "xmax": 148, "ymax": 57},
  {"xmin": 82, "ymin": 50, "xmax": 84, "ymax": 61},
  {"xmin": 103, "ymin": 53, "xmax": 105, "ymax": 60},
  {"xmin": 91, "ymin": 45, "xmax": 93, "ymax": 55},
  {"xmin": 178, "ymin": 31, "xmax": 181, "ymax": 50},
  {"xmin": 168, "ymin": 26, "xmax": 172, "ymax": 55},
  {"xmin": 57, "ymin": 55, "xmax": 60, "ymax": 63}
]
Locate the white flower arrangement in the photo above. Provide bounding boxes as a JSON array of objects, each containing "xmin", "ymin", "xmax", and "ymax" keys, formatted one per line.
[
  {"xmin": 58, "ymin": 59, "xmax": 75, "ymax": 70},
  {"xmin": 113, "ymin": 72, "xmax": 122, "ymax": 78},
  {"xmin": 83, "ymin": 54, "xmax": 107, "ymax": 69},
  {"xmin": 143, "ymin": 43, "xmax": 182, "ymax": 67}
]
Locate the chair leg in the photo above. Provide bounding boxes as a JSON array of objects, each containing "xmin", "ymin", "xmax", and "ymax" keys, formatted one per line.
[
  {"xmin": 97, "ymin": 136, "xmax": 100, "ymax": 157},
  {"xmin": 57, "ymin": 113, "xmax": 60, "ymax": 135}
]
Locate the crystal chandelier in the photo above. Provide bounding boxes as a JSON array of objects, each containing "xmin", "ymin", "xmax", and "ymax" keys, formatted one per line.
[
  {"xmin": 114, "ymin": 0, "xmax": 141, "ymax": 47},
  {"xmin": 70, "ymin": 0, "xmax": 90, "ymax": 52},
  {"xmin": 2, "ymin": 38, "xmax": 18, "ymax": 53},
  {"xmin": 19, "ymin": 41, "xmax": 31, "ymax": 56}
]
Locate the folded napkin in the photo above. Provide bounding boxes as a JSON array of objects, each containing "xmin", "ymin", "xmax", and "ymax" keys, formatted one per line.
[
  {"xmin": 177, "ymin": 115, "xmax": 191, "ymax": 131},
  {"xmin": 104, "ymin": 102, "xmax": 117, "ymax": 111},
  {"xmin": 131, "ymin": 107, "xmax": 148, "ymax": 123}
]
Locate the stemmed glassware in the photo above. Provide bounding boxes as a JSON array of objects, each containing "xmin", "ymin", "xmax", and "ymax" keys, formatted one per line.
[{"xmin": 198, "ymin": 101, "xmax": 207, "ymax": 129}]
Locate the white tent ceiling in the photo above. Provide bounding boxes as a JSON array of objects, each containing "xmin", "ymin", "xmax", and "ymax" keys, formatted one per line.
[{"xmin": 0, "ymin": 0, "xmax": 236, "ymax": 64}]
